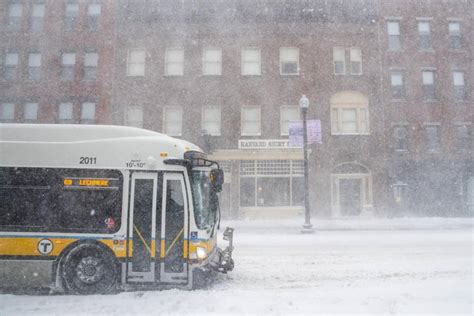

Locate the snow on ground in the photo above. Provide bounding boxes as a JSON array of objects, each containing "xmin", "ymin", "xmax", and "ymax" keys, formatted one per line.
[{"xmin": 1, "ymin": 218, "xmax": 473, "ymax": 315}]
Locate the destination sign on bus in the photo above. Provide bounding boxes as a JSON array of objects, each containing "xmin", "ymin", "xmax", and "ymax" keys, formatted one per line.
[{"xmin": 63, "ymin": 178, "xmax": 118, "ymax": 188}]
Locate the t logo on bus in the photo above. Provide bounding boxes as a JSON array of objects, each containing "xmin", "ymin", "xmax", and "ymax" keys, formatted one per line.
[{"xmin": 37, "ymin": 239, "xmax": 53, "ymax": 255}]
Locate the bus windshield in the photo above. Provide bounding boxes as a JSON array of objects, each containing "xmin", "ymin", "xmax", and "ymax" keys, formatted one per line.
[{"xmin": 191, "ymin": 170, "xmax": 217, "ymax": 229}]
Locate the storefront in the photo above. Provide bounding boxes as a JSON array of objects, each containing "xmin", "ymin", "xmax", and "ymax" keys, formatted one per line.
[{"xmin": 210, "ymin": 139, "xmax": 304, "ymax": 218}]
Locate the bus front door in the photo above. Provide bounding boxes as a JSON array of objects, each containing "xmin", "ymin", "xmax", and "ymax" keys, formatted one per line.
[
  {"xmin": 126, "ymin": 173, "xmax": 158, "ymax": 283},
  {"xmin": 159, "ymin": 173, "xmax": 189, "ymax": 284}
]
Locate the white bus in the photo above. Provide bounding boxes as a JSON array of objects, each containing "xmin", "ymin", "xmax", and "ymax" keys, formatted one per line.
[{"xmin": 0, "ymin": 124, "xmax": 234, "ymax": 294}]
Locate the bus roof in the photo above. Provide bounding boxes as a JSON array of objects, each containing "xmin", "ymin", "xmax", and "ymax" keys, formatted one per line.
[{"xmin": 0, "ymin": 124, "xmax": 203, "ymax": 170}]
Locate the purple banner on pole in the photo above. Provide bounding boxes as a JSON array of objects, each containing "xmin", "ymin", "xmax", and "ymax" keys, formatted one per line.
[{"xmin": 289, "ymin": 120, "xmax": 322, "ymax": 147}]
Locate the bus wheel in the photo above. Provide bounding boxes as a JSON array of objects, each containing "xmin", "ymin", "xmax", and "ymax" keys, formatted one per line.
[{"xmin": 62, "ymin": 243, "xmax": 117, "ymax": 295}]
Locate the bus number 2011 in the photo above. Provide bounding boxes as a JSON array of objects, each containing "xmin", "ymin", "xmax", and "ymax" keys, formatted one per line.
[{"xmin": 79, "ymin": 157, "xmax": 97, "ymax": 165}]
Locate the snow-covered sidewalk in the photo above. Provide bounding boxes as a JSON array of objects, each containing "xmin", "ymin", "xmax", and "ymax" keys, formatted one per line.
[{"xmin": 1, "ymin": 218, "xmax": 472, "ymax": 315}]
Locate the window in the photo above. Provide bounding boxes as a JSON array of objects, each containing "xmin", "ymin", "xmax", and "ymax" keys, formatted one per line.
[
  {"xmin": 126, "ymin": 49, "xmax": 145, "ymax": 77},
  {"xmin": 202, "ymin": 48, "xmax": 222, "ymax": 76},
  {"xmin": 28, "ymin": 53, "xmax": 41, "ymax": 81},
  {"xmin": 417, "ymin": 21, "xmax": 432, "ymax": 50},
  {"xmin": 387, "ymin": 21, "xmax": 401, "ymax": 51},
  {"xmin": 125, "ymin": 106, "xmax": 143, "ymax": 128},
  {"xmin": 84, "ymin": 52, "xmax": 98, "ymax": 81},
  {"xmin": 390, "ymin": 71, "xmax": 405, "ymax": 99},
  {"xmin": 241, "ymin": 107, "xmax": 261, "ymax": 136},
  {"xmin": 422, "ymin": 70, "xmax": 436, "ymax": 101},
  {"xmin": 30, "ymin": 3, "xmax": 45, "ymax": 32},
  {"xmin": 239, "ymin": 160, "xmax": 303, "ymax": 207},
  {"xmin": 449, "ymin": 21, "xmax": 462, "ymax": 49},
  {"xmin": 165, "ymin": 48, "xmax": 184, "ymax": 76},
  {"xmin": 425, "ymin": 125, "xmax": 440, "ymax": 152},
  {"xmin": 393, "ymin": 126, "xmax": 408, "ymax": 151},
  {"xmin": 61, "ymin": 53, "xmax": 76, "ymax": 81},
  {"xmin": 3, "ymin": 52, "xmax": 18, "ymax": 81},
  {"xmin": 81, "ymin": 102, "xmax": 96, "ymax": 124},
  {"xmin": 455, "ymin": 124, "xmax": 470, "ymax": 151},
  {"xmin": 65, "ymin": 3, "xmax": 79, "ymax": 31},
  {"xmin": 8, "ymin": 3, "xmax": 22, "ymax": 31},
  {"xmin": 280, "ymin": 106, "xmax": 300, "ymax": 136},
  {"xmin": 201, "ymin": 106, "xmax": 221, "ymax": 136},
  {"xmin": 0, "ymin": 103, "xmax": 15, "ymax": 122},
  {"xmin": 350, "ymin": 47, "xmax": 362, "ymax": 75},
  {"xmin": 0, "ymin": 168, "xmax": 122, "ymax": 233},
  {"xmin": 241, "ymin": 48, "xmax": 261, "ymax": 76},
  {"xmin": 86, "ymin": 3, "xmax": 101, "ymax": 31},
  {"xmin": 453, "ymin": 71, "xmax": 466, "ymax": 101},
  {"xmin": 330, "ymin": 92, "xmax": 369, "ymax": 135},
  {"xmin": 58, "ymin": 102, "xmax": 73, "ymax": 123},
  {"xmin": 163, "ymin": 106, "xmax": 183, "ymax": 136},
  {"xmin": 280, "ymin": 47, "xmax": 299, "ymax": 75},
  {"xmin": 24, "ymin": 103, "xmax": 38, "ymax": 122},
  {"xmin": 333, "ymin": 47, "xmax": 345, "ymax": 75}
]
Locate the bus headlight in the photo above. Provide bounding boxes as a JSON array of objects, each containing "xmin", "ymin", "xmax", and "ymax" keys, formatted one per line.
[{"xmin": 196, "ymin": 247, "xmax": 207, "ymax": 260}]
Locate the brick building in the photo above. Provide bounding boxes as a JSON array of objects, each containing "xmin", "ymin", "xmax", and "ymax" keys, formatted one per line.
[
  {"xmin": 1, "ymin": 0, "xmax": 472, "ymax": 218},
  {"xmin": 0, "ymin": 0, "xmax": 116, "ymax": 125}
]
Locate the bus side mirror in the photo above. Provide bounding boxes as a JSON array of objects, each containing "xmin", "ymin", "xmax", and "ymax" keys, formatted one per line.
[{"xmin": 210, "ymin": 169, "xmax": 224, "ymax": 192}]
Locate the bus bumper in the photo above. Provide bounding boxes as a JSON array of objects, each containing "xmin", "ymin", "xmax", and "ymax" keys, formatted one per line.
[{"xmin": 210, "ymin": 227, "xmax": 234, "ymax": 273}]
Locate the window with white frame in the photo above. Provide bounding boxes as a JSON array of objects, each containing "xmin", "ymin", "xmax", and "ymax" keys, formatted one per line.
[
  {"xmin": 241, "ymin": 107, "xmax": 261, "ymax": 136},
  {"xmin": 201, "ymin": 106, "xmax": 221, "ymax": 136},
  {"xmin": 202, "ymin": 48, "xmax": 222, "ymax": 76},
  {"xmin": 30, "ymin": 3, "xmax": 45, "ymax": 32},
  {"xmin": 241, "ymin": 48, "xmax": 261, "ymax": 76},
  {"xmin": 425, "ymin": 125, "xmax": 441, "ymax": 152},
  {"xmin": 126, "ymin": 49, "xmax": 146, "ymax": 77},
  {"xmin": 390, "ymin": 70, "xmax": 405, "ymax": 99},
  {"xmin": 417, "ymin": 21, "xmax": 432, "ymax": 50},
  {"xmin": 65, "ymin": 3, "xmax": 79, "ymax": 31},
  {"xmin": 350, "ymin": 47, "xmax": 362, "ymax": 75},
  {"xmin": 330, "ymin": 92, "xmax": 369, "ymax": 135},
  {"xmin": 387, "ymin": 21, "xmax": 401, "ymax": 51},
  {"xmin": 3, "ymin": 52, "xmax": 18, "ymax": 81},
  {"xmin": 58, "ymin": 102, "xmax": 74, "ymax": 123},
  {"xmin": 0, "ymin": 103, "xmax": 15, "ymax": 122},
  {"xmin": 24, "ymin": 103, "xmax": 38, "ymax": 122},
  {"xmin": 280, "ymin": 47, "xmax": 298, "ymax": 75},
  {"xmin": 448, "ymin": 21, "xmax": 462, "ymax": 49},
  {"xmin": 28, "ymin": 53, "xmax": 41, "ymax": 81},
  {"xmin": 165, "ymin": 48, "xmax": 184, "ymax": 76},
  {"xmin": 86, "ymin": 3, "xmax": 101, "ymax": 31},
  {"xmin": 422, "ymin": 70, "xmax": 436, "ymax": 101},
  {"xmin": 163, "ymin": 106, "xmax": 183, "ymax": 136},
  {"xmin": 61, "ymin": 53, "xmax": 76, "ymax": 81},
  {"xmin": 81, "ymin": 102, "xmax": 96, "ymax": 124},
  {"xmin": 84, "ymin": 52, "xmax": 98, "ymax": 80},
  {"xmin": 125, "ymin": 106, "xmax": 143, "ymax": 128},
  {"xmin": 280, "ymin": 106, "xmax": 300, "ymax": 136},
  {"xmin": 453, "ymin": 71, "xmax": 466, "ymax": 101},
  {"xmin": 333, "ymin": 47, "xmax": 345, "ymax": 75},
  {"xmin": 8, "ymin": 3, "xmax": 22, "ymax": 31}
]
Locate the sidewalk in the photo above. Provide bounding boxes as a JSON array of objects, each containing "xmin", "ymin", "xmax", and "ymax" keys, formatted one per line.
[{"xmin": 221, "ymin": 217, "xmax": 474, "ymax": 232}]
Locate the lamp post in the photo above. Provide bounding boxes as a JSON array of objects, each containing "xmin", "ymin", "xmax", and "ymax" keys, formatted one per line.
[{"xmin": 299, "ymin": 94, "xmax": 314, "ymax": 233}]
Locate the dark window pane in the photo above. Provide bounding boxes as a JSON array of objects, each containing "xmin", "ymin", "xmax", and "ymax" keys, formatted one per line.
[
  {"xmin": 240, "ymin": 177, "xmax": 255, "ymax": 206},
  {"xmin": 292, "ymin": 177, "xmax": 304, "ymax": 206},
  {"xmin": 256, "ymin": 177, "xmax": 290, "ymax": 206}
]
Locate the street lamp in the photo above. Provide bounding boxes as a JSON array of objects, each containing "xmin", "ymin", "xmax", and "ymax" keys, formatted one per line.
[{"xmin": 299, "ymin": 94, "xmax": 314, "ymax": 233}]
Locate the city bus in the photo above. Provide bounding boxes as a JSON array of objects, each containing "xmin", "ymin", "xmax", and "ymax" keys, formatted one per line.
[{"xmin": 0, "ymin": 124, "xmax": 234, "ymax": 294}]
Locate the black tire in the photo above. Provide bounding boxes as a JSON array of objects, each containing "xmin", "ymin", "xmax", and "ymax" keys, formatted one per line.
[{"xmin": 61, "ymin": 243, "xmax": 118, "ymax": 295}]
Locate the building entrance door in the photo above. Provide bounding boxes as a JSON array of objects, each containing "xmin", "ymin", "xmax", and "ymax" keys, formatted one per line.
[{"xmin": 339, "ymin": 178, "xmax": 362, "ymax": 216}]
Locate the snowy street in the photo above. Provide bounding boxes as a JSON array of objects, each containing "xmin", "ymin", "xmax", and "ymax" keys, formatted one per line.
[{"xmin": 1, "ymin": 218, "xmax": 473, "ymax": 315}]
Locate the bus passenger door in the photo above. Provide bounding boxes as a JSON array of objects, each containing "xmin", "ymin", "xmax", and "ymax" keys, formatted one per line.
[
  {"xmin": 126, "ymin": 173, "xmax": 157, "ymax": 283},
  {"xmin": 160, "ymin": 173, "xmax": 189, "ymax": 284}
]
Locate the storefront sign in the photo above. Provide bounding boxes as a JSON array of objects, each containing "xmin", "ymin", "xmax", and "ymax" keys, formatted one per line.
[
  {"xmin": 238, "ymin": 139, "xmax": 300, "ymax": 149},
  {"xmin": 288, "ymin": 120, "xmax": 322, "ymax": 147}
]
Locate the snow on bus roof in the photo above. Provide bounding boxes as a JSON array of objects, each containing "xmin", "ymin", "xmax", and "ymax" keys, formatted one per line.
[{"xmin": 0, "ymin": 123, "xmax": 202, "ymax": 152}]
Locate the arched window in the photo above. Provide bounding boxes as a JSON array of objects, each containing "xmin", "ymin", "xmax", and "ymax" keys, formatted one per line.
[{"xmin": 330, "ymin": 91, "xmax": 369, "ymax": 135}]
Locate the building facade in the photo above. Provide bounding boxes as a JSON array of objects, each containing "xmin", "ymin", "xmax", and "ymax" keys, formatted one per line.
[{"xmin": 1, "ymin": 0, "xmax": 472, "ymax": 218}]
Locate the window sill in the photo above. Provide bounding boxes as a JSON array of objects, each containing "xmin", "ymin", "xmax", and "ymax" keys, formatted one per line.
[
  {"xmin": 418, "ymin": 49, "xmax": 434, "ymax": 53},
  {"xmin": 280, "ymin": 73, "xmax": 299, "ymax": 76},
  {"xmin": 331, "ymin": 133, "xmax": 370, "ymax": 136}
]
